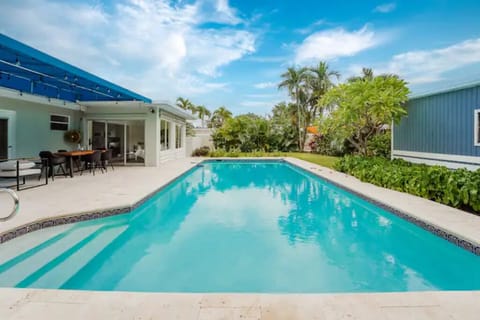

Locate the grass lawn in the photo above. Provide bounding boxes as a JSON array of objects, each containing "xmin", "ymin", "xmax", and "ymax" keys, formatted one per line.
[
  {"xmin": 284, "ymin": 152, "xmax": 339, "ymax": 169},
  {"xmin": 208, "ymin": 151, "xmax": 340, "ymax": 169}
]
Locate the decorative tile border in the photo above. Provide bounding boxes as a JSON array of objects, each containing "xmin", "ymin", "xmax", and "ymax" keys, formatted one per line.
[
  {"xmin": 284, "ymin": 160, "xmax": 480, "ymax": 256},
  {"xmin": 0, "ymin": 206, "xmax": 131, "ymax": 244},
  {"xmin": 1, "ymin": 158, "xmax": 479, "ymax": 257}
]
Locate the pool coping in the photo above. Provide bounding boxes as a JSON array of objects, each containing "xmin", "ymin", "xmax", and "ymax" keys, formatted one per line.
[{"xmin": 1, "ymin": 156, "xmax": 480, "ymax": 257}]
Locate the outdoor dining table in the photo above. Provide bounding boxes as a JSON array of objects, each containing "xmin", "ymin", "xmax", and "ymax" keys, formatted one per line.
[{"xmin": 55, "ymin": 150, "xmax": 103, "ymax": 178}]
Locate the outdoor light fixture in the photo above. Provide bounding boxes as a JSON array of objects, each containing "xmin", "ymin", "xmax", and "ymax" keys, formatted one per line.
[{"xmin": 15, "ymin": 57, "xmax": 20, "ymax": 66}]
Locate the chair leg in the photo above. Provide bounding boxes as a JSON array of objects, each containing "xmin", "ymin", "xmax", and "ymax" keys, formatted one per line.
[
  {"xmin": 50, "ymin": 165, "xmax": 54, "ymax": 181},
  {"xmin": 38, "ymin": 165, "xmax": 44, "ymax": 181},
  {"xmin": 110, "ymin": 162, "xmax": 114, "ymax": 171},
  {"xmin": 60, "ymin": 164, "xmax": 67, "ymax": 177}
]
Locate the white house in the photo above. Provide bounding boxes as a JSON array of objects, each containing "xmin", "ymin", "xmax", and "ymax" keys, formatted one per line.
[{"xmin": 0, "ymin": 34, "xmax": 194, "ymax": 166}]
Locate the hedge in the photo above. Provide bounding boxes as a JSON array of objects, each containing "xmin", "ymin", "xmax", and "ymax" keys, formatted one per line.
[{"xmin": 334, "ymin": 156, "xmax": 480, "ymax": 213}]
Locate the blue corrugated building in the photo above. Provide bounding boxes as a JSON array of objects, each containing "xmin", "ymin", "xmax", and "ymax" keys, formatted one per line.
[{"xmin": 393, "ymin": 82, "xmax": 480, "ymax": 170}]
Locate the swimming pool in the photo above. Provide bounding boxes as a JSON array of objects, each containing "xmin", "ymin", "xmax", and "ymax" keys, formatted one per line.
[{"xmin": 0, "ymin": 160, "xmax": 479, "ymax": 292}]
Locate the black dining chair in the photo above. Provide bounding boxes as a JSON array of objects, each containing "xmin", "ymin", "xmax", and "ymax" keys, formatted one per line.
[
  {"xmin": 99, "ymin": 149, "xmax": 114, "ymax": 172},
  {"xmin": 80, "ymin": 150, "xmax": 104, "ymax": 176},
  {"xmin": 38, "ymin": 151, "xmax": 68, "ymax": 181}
]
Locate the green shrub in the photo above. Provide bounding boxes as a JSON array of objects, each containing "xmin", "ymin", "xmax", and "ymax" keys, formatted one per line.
[
  {"xmin": 208, "ymin": 149, "xmax": 228, "ymax": 157},
  {"xmin": 335, "ymin": 156, "xmax": 480, "ymax": 213},
  {"xmin": 191, "ymin": 146, "xmax": 210, "ymax": 157},
  {"xmin": 309, "ymin": 133, "xmax": 346, "ymax": 156},
  {"xmin": 366, "ymin": 132, "xmax": 391, "ymax": 158}
]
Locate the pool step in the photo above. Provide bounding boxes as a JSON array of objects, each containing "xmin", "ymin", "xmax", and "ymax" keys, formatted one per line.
[
  {"xmin": 25, "ymin": 224, "xmax": 127, "ymax": 289},
  {"xmin": 0, "ymin": 224, "xmax": 103, "ymax": 287},
  {"xmin": 0, "ymin": 224, "xmax": 72, "ymax": 265}
]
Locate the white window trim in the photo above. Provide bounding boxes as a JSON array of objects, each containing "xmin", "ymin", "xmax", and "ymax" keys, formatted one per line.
[
  {"xmin": 475, "ymin": 109, "xmax": 480, "ymax": 146},
  {"xmin": 50, "ymin": 114, "xmax": 70, "ymax": 131}
]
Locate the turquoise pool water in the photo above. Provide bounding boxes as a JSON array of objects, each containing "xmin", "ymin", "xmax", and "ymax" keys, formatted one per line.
[{"xmin": 0, "ymin": 160, "xmax": 479, "ymax": 292}]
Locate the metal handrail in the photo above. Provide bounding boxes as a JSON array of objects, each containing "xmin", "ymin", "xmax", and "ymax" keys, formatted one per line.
[{"xmin": 0, "ymin": 188, "xmax": 19, "ymax": 222}]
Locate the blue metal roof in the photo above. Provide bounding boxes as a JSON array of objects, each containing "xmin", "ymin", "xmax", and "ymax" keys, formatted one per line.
[{"xmin": 0, "ymin": 33, "xmax": 151, "ymax": 103}]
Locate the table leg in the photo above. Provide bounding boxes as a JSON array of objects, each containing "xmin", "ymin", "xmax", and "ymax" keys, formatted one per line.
[{"xmin": 69, "ymin": 156, "xmax": 74, "ymax": 178}]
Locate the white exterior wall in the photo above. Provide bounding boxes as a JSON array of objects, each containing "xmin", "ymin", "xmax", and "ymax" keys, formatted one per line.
[
  {"xmin": 185, "ymin": 128, "xmax": 213, "ymax": 156},
  {"xmin": 0, "ymin": 91, "xmax": 82, "ymax": 159}
]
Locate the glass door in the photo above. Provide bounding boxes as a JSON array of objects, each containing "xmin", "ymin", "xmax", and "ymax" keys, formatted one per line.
[
  {"xmin": 88, "ymin": 119, "xmax": 145, "ymax": 166},
  {"xmin": 89, "ymin": 120, "xmax": 106, "ymax": 150},
  {"xmin": 0, "ymin": 119, "xmax": 8, "ymax": 160}
]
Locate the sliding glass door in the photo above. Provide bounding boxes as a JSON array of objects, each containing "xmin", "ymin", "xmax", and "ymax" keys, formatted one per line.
[{"xmin": 87, "ymin": 120, "xmax": 145, "ymax": 166}]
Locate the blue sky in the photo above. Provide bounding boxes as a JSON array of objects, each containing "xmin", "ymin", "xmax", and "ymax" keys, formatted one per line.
[{"xmin": 1, "ymin": 0, "xmax": 480, "ymax": 115}]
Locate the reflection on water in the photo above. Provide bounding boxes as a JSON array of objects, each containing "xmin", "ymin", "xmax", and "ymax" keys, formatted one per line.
[{"xmin": 1, "ymin": 161, "xmax": 480, "ymax": 292}]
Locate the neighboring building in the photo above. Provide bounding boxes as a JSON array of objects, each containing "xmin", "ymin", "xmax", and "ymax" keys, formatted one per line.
[
  {"xmin": 0, "ymin": 34, "xmax": 194, "ymax": 166},
  {"xmin": 393, "ymin": 82, "xmax": 480, "ymax": 170}
]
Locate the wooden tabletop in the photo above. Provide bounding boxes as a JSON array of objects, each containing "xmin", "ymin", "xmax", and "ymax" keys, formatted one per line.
[{"xmin": 55, "ymin": 150, "xmax": 102, "ymax": 157}]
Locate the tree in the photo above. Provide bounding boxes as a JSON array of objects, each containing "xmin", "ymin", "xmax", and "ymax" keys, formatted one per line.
[
  {"xmin": 212, "ymin": 113, "xmax": 274, "ymax": 152},
  {"xmin": 210, "ymin": 106, "xmax": 233, "ymax": 129},
  {"xmin": 196, "ymin": 105, "xmax": 211, "ymax": 128},
  {"xmin": 306, "ymin": 61, "xmax": 340, "ymax": 130},
  {"xmin": 278, "ymin": 66, "xmax": 308, "ymax": 150},
  {"xmin": 269, "ymin": 102, "xmax": 298, "ymax": 151},
  {"xmin": 176, "ymin": 97, "xmax": 197, "ymax": 114},
  {"xmin": 278, "ymin": 63, "xmax": 340, "ymax": 151},
  {"xmin": 321, "ymin": 74, "xmax": 409, "ymax": 156},
  {"xmin": 347, "ymin": 67, "xmax": 374, "ymax": 83}
]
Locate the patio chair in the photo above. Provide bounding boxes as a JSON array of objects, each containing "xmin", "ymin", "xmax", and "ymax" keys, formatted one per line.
[
  {"xmin": 0, "ymin": 158, "xmax": 48, "ymax": 191},
  {"xmin": 99, "ymin": 149, "xmax": 114, "ymax": 172},
  {"xmin": 80, "ymin": 150, "xmax": 104, "ymax": 176},
  {"xmin": 38, "ymin": 151, "xmax": 68, "ymax": 181}
]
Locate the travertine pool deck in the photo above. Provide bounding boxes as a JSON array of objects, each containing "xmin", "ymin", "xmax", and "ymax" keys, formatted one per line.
[{"xmin": 1, "ymin": 156, "xmax": 480, "ymax": 319}]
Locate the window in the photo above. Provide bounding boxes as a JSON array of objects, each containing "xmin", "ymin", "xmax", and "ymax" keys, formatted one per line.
[
  {"xmin": 50, "ymin": 114, "xmax": 69, "ymax": 131},
  {"xmin": 475, "ymin": 109, "xmax": 480, "ymax": 146},
  {"xmin": 175, "ymin": 124, "xmax": 183, "ymax": 149},
  {"xmin": 160, "ymin": 119, "xmax": 169, "ymax": 150}
]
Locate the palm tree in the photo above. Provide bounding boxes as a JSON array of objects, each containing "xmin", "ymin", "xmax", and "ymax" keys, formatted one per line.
[
  {"xmin": 347, "ymin": 67, "xmax": 374, "ymax": 82},
  {"xmin": 307, "ymin": 61, "xmax": 340, "ymax": 119},
  {"xmin": 196, "ymin": 105, "xmax": 211, "ymax": 128},
  {"xmin": 278, "ymin": 66, "xmax": 308, "ymax": 150},
  {"xmin": 176, "ymin": 97, "xmax": 197, "ymax": 114},
  {"xmin": 210, "ymin": 106, "xmax": 233, "ymax": 128}
]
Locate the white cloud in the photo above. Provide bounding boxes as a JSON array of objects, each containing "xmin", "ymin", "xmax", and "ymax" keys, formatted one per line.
[
  {"xmin": 0, "ymin": 0, "xmax": 255, "ymax": 100},
  {"xmin": 245, "ymin": 93, "xmax": 278, "ymax": 98},
  {"xmin": 295, "ymin": 19, "xmax": 327, "ymax": 35},
  {"xmin": 295, "ymin": 25, "xmax": 382, "ymax": 63},
  {"xmin": 374, "ymin": 3, "xmax": 396, "ymax": 13},
  {"xmin": 240, "ymin": 101, "xmax": 273, "ymax": 108},
  {"xmin": 382, "ymin": 38, "xmax": 480, "ymax": 84},
  {"xmin": 254, "ymin": 82, "xmax": 277, "ymax": 89}
]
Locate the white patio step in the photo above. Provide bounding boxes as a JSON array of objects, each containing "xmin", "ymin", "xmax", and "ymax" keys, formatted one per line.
[
  {"xmin": 28, "ymin": 224, "xmax": 127, "ymax": 289},
  {"xmin": 0, "ymin": 224, "xmax": 103, "ymax": 287}
]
